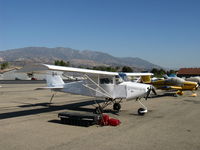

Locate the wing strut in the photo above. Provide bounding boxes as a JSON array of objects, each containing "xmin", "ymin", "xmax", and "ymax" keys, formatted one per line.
[
  {"xmin": 84, "ymin": 74, "xmax": 113, "ymax": 98},
  {"xmin": 83, "ymin": 84, "xmax": 111, "ymax": 98}
]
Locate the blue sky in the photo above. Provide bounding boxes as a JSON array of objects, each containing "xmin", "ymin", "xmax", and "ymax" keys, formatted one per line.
[{"xmin": 0, "ymin": 0, "xmax": 200, "ymax": 68}]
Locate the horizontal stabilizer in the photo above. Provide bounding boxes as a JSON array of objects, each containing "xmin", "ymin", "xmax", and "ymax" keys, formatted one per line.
[
  {"xmin": 46, "ymin": 74, "xmax": 65, "ymax": 87},
  {"xmin": 35, "ymin": 74, "xmax": 65, "ymax": 90},
  {"xmin": 35, "ymin": 86, "xmax": 64, "ymax": 90}
]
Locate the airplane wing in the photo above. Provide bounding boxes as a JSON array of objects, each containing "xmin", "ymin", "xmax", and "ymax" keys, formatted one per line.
[
  {"xmin": 43, "ymin": 64, "xmax": 154, "ymax": 77},
  {"xmin": 18, "ymin": 63, "xmax": 153, "ymax": 78},
  {"xmin": 125, "ymin": 72, "xmax": 153, "ymax": 76},
  {"xmin": 43, "ymin": 64, "xmax": 118, "ymax": 76},
  {"xmin": 124, "ymin": 72, "xmax": 153, "ymax": 83}
]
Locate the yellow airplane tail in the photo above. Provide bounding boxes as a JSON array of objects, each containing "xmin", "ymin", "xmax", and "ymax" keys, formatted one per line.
[{"xmin": 141, "ymin": 75, "xmax": 151, "ymax": 83}]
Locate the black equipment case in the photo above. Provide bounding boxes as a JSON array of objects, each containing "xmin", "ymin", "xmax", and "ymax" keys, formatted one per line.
[{"xmin": 58, "ymin": 112, "xmax": 102, "ymax": 127}]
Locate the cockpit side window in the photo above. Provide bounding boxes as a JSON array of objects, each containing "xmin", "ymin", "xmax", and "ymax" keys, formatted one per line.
[
  {"xmin": 100, "ymin": 78, "xmax": 113, "ymax": 84},
  {"xmin": 115, "ymin": 75, "xmax": 123, "ymax": 84}
]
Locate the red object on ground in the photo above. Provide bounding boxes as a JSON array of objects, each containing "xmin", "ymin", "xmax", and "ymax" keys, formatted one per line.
[
  {"xmin": 100, "ymin": 114, "xmax": 121, "ymax": 126},
  {"xmin": 101, "ymin": 114, "xmax": 109, "ymax": 125},
  {"xmin": 108, "ymin": 118, "xmax": 121, "ymax": 126}
]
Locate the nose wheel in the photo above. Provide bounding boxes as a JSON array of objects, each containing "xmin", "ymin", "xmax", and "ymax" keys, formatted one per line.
[
  {"xmin": 137, "ymin": 99, "xmax": 148, "ymax": 116},
  {"xmin": 138, "ymin": 108, "xmax": 148, "ymax": 116}
]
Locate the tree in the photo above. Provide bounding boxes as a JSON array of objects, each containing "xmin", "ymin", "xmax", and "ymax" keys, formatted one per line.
[
  {"xmin": 54, "ymin": 60, "xmax": 70, "ymax": 66},
  {"xmin": 0, "ymin": 62, "xmax": 9, "ymax": 70},
  {"xmin": 151, "ymin": 68, "xmax": 167, "ymax": 77},
  {"xmin": 151, "ymin": 68, "xmax": 159, "ymax": 75},
  {"xmin": 92, "ymin": 66, "xmax": 117, "ymax": 72},
  {"xmin": 167, "ymin": 70, "xmax": 176, "ymax": 75},
  {"xmin": 121, "ymin": 66, "xmax": 133, "ymax": 72}
]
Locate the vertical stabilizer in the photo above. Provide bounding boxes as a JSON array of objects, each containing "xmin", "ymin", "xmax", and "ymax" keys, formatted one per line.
[
  {"xmin": 46, "ymin": 74, "xmax": 65, "ymax": 87},
  {"xmin": 163, "ymin": 74, "xmax": 169, "ymax": 79}
]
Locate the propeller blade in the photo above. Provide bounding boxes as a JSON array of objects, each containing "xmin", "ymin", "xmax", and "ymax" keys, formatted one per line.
[
  {"xmin": 151, "ymin": 86, "xmax": 157, "ymax": 95},
  {"xmin": 145, "ymin": 86, "xmax": 157, "ymax": 100},
  {"xmin": 145, "ymin": 87, "xmax": 151, "ymax": 100}
]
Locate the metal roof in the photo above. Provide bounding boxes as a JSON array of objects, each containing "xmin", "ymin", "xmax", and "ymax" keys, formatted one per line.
[{"xmin": 177, "ymin": 68, "xmax": 200, "ymax": 75}]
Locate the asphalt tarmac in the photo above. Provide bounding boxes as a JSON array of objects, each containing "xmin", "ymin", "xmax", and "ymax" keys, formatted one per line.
[{"xmin": 0, "ymin": 84, "xmax": 200, "ymax": 150}]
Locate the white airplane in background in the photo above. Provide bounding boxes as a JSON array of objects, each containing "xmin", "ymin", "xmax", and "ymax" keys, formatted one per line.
[{"xmin": 21, "ymin": 64, "xmax": 154, "ymax": 115}]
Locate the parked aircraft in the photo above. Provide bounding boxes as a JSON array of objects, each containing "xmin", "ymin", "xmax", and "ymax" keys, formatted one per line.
[
  {"xmin": 186, "ymin": 76, "xmax": 200, "ymax": 85},
  {"xmin": 20, "ymin": 64, "xmax": 154, "ymax": 115},
  {"xmin": 140, "ymin": 74, "xmax": 198, "ymax": 96}
]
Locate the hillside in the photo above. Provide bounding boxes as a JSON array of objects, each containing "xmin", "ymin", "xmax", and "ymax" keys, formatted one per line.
[{"xmin": 0, "ymin": 47, "xmax": 161, "ymax": 70}]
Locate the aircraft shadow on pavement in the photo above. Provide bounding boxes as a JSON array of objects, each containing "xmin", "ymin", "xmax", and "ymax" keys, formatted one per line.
[
  {"xmin": 0, "ymin": 99, "xmax": 107, "ymax": 120},
  {"xmin": 18, "ymin": 102, "xmax": 53, "ymax": 107},
  {"xmin": 48, "ymin": 119, "xmax": 98, "ymax": 127},
  {"xmin": 149, "ymin": 93, "xmax": 178, "ymax": 98},
  {"xmin": 184, "ymin": 99, "xmax": 200, "ymax": 104}
]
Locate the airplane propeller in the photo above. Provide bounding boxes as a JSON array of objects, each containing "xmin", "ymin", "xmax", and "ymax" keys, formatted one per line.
[
  {"xmin": 196, "ymin": 84, "xmax": 199, "ymax": 90},
  {"xmin": 145, "ymin": 86, "xmax": 157, "ymax": 100},
  {"xmin": 152, "ymin": 86, "xmax": 157, "ymax": 95}
]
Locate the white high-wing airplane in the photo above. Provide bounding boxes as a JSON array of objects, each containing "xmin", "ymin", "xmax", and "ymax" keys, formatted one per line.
[{"xmin": 21, "ymin": 64, "xmax": 154, "ymax": 115}]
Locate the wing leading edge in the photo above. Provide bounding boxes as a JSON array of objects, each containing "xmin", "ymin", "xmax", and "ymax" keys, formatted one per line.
[
  {"xmin": 43, "ymin": 64, "xmax": 153, "ymax": 77},
  {"xmin": 43, "ymin": 64, "xmax": 118, "ymax": 76}
]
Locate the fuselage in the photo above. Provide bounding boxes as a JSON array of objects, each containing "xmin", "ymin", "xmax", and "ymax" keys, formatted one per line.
[
  {"xmin": 182, "ymin": 81, "xmax": 198, "ymax": 90},
  {"xmin": 152, "ymin": 77, "xmax": 198, "ymax": 90},
  {"xmin": 59, "ymin": 80, "xmax": 150, "ymax": 100},
  {"xmin": 119, "ymin": 81, "xmax": 150, "ymax": 99}
]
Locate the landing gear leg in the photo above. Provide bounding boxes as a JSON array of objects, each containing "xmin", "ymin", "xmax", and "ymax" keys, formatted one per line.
[
  {"xmin": 191, "ymin": 90, "xmax": 197, "ymax": 97},
  {"xmin": 93, "ymin": 99, "xmax": 104, "ymax": 114},
  {"xmin": 137, "ymin": 99, "xmax": 148, "ymax": 116},
  {"xmin": 94, "ymin": 106, "xmax": 103, "ymax": 114},
  {"xmin": 93, "ymin": 98, "xmax": 122, "ymax": 113},
  {"xmin": 176, "ymin": 90, "xmax": 184, "ymax": 96},
  {"xmin": 48, "ymin": 92, "xmax": 56, "ymax": 107}
]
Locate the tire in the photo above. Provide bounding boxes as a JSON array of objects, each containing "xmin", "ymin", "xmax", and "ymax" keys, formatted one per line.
[
  {"xmin": 113, "ymin": 103, "xmax": 121, "ymax": 111},
  {"xmin": 138, "ymin": 108, "xmax": 146, "ymax": 116}
]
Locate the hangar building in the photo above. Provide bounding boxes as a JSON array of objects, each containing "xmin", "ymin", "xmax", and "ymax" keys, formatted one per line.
[{"xmin": 177, "ymin": 68, "xmax": 200, "ymax": 78}]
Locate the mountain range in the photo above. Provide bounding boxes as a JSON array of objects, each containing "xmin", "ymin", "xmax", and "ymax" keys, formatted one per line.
[{"xmin": 0, "ymin": 47, "xmax": 161, "ymax": 70}]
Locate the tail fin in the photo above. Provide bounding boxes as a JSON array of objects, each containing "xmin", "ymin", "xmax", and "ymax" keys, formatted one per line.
[
  {"xmin": 46, "ymin": 74, "xmax": 65, "ymax": 88},
  {"xmin": 141, "ymin": 75, "xmax": 151, "ymax": 83},
  {"xmin": 163, "ymin": 74, "xmax": 169, "ymax": 79}
]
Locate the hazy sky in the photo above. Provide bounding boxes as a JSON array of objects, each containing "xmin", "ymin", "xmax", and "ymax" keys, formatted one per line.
[{"xmin": 0, "ymin": 0, "xmax": 200, "ymax": 68}]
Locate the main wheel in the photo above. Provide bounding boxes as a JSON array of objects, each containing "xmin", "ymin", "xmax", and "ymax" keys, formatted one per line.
[
  {"xmin": 113, "ymin": 103, "xmax": 121, "ymax": 111},
  {"xmin": 138, "ymin": 108, "xmax": 146, "ymax": 116}
]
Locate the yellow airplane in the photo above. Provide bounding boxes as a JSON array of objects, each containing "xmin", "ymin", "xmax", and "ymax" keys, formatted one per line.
[{"xmin": 141, "ymin": 75, "xmax": 198, "ymax": 96}]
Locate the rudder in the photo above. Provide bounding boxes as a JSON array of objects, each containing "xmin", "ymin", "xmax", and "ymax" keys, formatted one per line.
[{"xmin": 46, "ymin": 73, "xmax": 65, "ymax": 87}]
